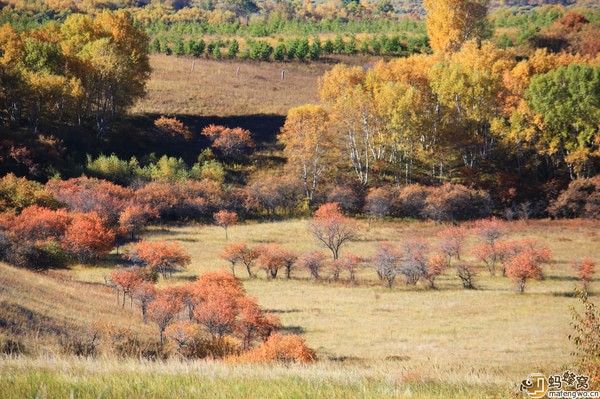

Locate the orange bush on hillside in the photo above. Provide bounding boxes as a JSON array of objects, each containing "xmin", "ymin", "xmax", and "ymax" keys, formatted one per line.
[{"xmin": 229, "ymin": 333, "xmax": 315, "ymax": 364}]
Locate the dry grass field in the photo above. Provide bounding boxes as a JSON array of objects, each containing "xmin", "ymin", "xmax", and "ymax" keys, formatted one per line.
[
  {"xmin": 3, "ymin": 218, "xmax": 595, "ymax": 397},
  {"xmin": 131, "ymin": 55, "xmax": 332, "ymax": 117}
]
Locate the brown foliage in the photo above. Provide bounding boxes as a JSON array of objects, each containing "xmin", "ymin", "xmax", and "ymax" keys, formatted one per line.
[
  {"xmin": 506, "ymin": 251, "xmax": 544, "ymax": 293},
  {"xmin": 202, "ymin": 124, "xmax": 255, "ymax": 158}
]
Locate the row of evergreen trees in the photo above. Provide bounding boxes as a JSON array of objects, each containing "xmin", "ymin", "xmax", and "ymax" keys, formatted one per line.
[{"xmin": 149, "ymin": 34, "xmax": 428, "ymax": 61}]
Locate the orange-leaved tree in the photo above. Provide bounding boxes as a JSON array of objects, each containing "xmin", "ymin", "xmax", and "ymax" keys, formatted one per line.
[
  {"xmin": 148, "ymin": 293, "xmax": 183, "ymax": 345},
  {"xmin": 62, "ymin": 212, "xmax": 115, "ymax": 262},
  {"xmin": 310, "ymin": 202, "xmax": 357, "ymax": 260},
  {"xmin": 214, "ymin": 210, "xmax": 237, "ymax": 240},
  {"xmin": 505, "ymin": 251, "xmax": 543, "ymax": 293},
  {"xmin": 127, "ymin": 240, "xmax": 191, "ymax": 278},
  {"xmin": 572, "ymin": 257, "xmax": 596, "ymax": 290}
]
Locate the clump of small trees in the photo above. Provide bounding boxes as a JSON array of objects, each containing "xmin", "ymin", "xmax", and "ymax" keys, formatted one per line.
[{"xmin": 108, "ymin": 269, "xmax": 313, "ymax": 363}]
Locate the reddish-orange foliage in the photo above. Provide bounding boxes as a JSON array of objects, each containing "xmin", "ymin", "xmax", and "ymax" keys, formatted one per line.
[
  {"xmin": 154, "ymin": 116, "xmax": 192, "ymax": 140},
  {"xmin": 220, "ymin": 242, "xmax": 246, "ymax": 276},
  {"xmin": 235, "ymin": 296, "xmax": 280, "ymax": 349},
  {"xmin": 256, "ymin": 244, "xmax": 288, "ymax": 279},
  {"xmin": 118, "ymin": 205, "xmax": 157, "ymax": 240},
  {"xmin": 193, "ymin": 288, "xmax": 239, "ymax": 338},
  {"xmin": 111, "ymin": 268, "xmax": 144, "ymax": 307},
  {"xmin": 331, "ymin": 253, "xmax": 362, "ymax": 283},
  {"xmin": 133, "ymin": 180, "xmax": 222, "ymax": 221},
  {"xmin": 230, "ymin": 333, "xmax": 316, "ymax": 364},
  {"xmin": 506, "ymin": 251, "xmax": 543, "ymax": 293},
  {"xmin": 9, "ymin": 205, "xmax": 71, "ymax": 243},
  {"xmin": 425, "ymin": 253, "xmax": 448, "ymax": 288},
  {"xmin": 148, "ymin": 294, "xmax": 183, "ymax": 344},
  {"xmin": 62, "ymin": 212, "xmax": 115, "ymax": 261},
  {"xmin": 128, "ymin": 240, "xmax": 191, "ymax": 277},
  {"xmin": 572, "ymin": 257, "xmax": 596, "ymax": 288},
  {"xmin": 201, "ymin": 125, "xmax": 255, "ymax": 158},
  {"xmin": 47, "ymin": 177, "xmax": 133, "ymax": 227},
  {"xmin": 310, "ymin": 202, "xmax": 357, "ymax": 260},
  {"xmin": 222, "ymin": 242, "xmax": 258, "ymax": 278},
  {"xmin": 191, "ymin": 271, "xmax": 246, "ymax": 301},
  {"xmin": 213, "ymin": 210, "xmax": 237, "ymax": 240}
]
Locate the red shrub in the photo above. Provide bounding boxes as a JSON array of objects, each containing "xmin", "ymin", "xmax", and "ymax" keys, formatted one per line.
[
  {"xmin": 118, "ymin": 205, "xmax": 157, "ymax": 240},
  {"xmin": 154, "ymin": 116, "xmax": 192, "ymax": 140},
  {"xmin": 256, "ymin": 244, "xmax": 288, "ymax": 279},
  {"xmin": 202, "ymin": 125, "xmax": 255, "ymax": 158},
  {"xmin": 132, "ymin": 281, "xmax": 157, "ymax": 322},
  {"xmin": 506, "ymin": 251, "xmax": 543, "ymax": 293},
  {"xmin": 193, "ymin": 287, "xmax": 239, "ymax": 338},
  {"xmin": 331, "ymin": 253, "xmax": 362, "ymax": 283},
  {"xmin": 364, "ymin": 187, "xmax": 392, "ymax": 219},
  {"xmin": 236, "ymin": 296, "xmax": 280, "ymax": 349},
  {"xmin": 62, "ymin": 212, "xmax": 115, "ymax": 262},
  {"xmin": 572, "ymin": 257, "xmax": 596, "ymax": 289},
  {"xmin": 425, "ymin": 253, "xmax": 448, "ymax": 289},
  {"xmin": 47, "ymin": 177, "xmax": 133, "ymax": 227},
  {"xmin": 127, "ymin": 241, "xmax": 191, "ymax": 278},
  {"xmin": 9, "ymin": 206, "xmax": 71, "ymax": 243},
  {"xmin": 214, "ymin": 210, "xmax": 237, "ymax": 240}
]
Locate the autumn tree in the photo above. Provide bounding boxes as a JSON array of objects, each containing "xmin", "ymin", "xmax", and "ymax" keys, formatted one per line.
[
  {"xmin": 257, "ymin": 244, "xmax": 287, "ymax": 279},
  {"xmin": 330, "ymin": 253, "xmax": 362, "ymax": 283},
  {"xmin": 62, "ymin": 212, "xmax": 115, "ymax": 262},
  {"xmin": 279, "ymin": 104, "xmax": 337, "ymax": 201},
  {"xmin": 399, "ymin": 239, "xmax": 429, "ymax": 285},
  {"xmin": 165, "ymin": 320, "xmax": 201, "ymax": 356},
  {"xmin": 220, "ymin": 242, "xmax": 245, "ymax": 276},
  {"xmin": 148, "ymin": 294, "xmax": 183, "ymax": 345},
  {"xmin": 128, "ymin": 241, "xmax": 191, "ymax": 278},
  {"xmin": 423, "ymin": 0, "xmax": 490, "ymax": 54},
  {"xmin": 118, "ymin": 205, "xmax": 156, "ymax": 240},
  {"xmin": 425, "ymin": 253, "xmax": 448, "ymax": 289},
  {"xmin": 506, "ymin": 251, "xmax": 543, "ymax": 293},
  {"xmin": 110, "ymin": 268, "xmax": 144, "ymax": 308},
  {"xmin": 214, "ymin": 210, "xmax": 237, "ymax": 240},
  {"xmin": 236, "ymin": 297, "xmax": 280, "ymax": 349},
  {"xmin": 310, "ymin": 203, "xmax": 357, "ymax": 260},
  {"xmin": 572, "ymin": 257, "xmax": 596, "ymax": 290}
]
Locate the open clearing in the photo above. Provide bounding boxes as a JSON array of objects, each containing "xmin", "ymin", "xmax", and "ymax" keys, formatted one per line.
[{"xmin": 64, "ymin": 219, "xmax": 599, "ymax": 383}]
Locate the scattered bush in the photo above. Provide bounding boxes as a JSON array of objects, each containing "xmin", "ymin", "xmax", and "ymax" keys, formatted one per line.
[
  {"xmin": 297, "ymin": 251, "xmax": 327, "ymax": 280},
  {"xmin": 310, "ymin": 203, "xmax": 357, "ymax": 260},
  {"xmin": 456, "ymin": 263, "xmax": 477, "ymax": 289},
  {"xmin": 62, "ymin": 212, "xmax": 115, "ymax": 262},
  {"xmin": 373, "ymin": 242, "xmax": 401, "ymax": 288},
  {"xmin": 214, "ymin": 210, "xmax": 237, "ymax": 240}
]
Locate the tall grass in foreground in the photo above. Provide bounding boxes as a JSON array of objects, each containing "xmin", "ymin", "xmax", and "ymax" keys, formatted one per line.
[{"xmin": 0, "ymin": 355, "xmax": 515, "ymax": 399}]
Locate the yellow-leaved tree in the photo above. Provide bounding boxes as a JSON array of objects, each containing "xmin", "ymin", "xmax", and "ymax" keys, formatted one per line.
[
  {"xmin": 278, "ymin": 104, "xmax": 338, "ymax": 202},
  {"xmin": 423, "ymin": 0, "xmax": 490, "ymax": 54}
]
